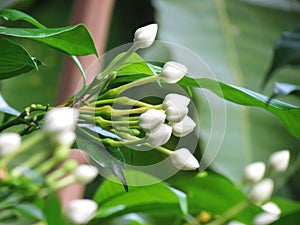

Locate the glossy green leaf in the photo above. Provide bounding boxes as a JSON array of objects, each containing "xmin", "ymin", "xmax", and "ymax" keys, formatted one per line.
[
  {"xmin": 93, "ymin": 171, "xmax": 187, "ymax": 219},
  {"xmin": 0, "ymin": 9, "xmax": 46, "ymax": 28},
  {"xmin": 0, "ymin": 39, "xmax": 39, "ymax": 79},
  {"xmin": 14, "ymin": 203, "xmax": 45, "ymax": 221},
  {"xmin": 263, "ymin": 25, "xmax": 300, "ymax": 88},
  {"xmin": 76, "ymin": 130, "xmax": 127, "ymax": 190},
  {"xmin": 0, "ymin": 25, "xmax": 98, "ymax": 56},
  {"xmin": 172, "ymin": 172, "xmax": 262, "ymax": 223},
  {"xmin": 42, "ymin": 193, "xmax": 66, "ymax": 225},
  {"xmin": 179, "ymin": 77, "xmax": 300, "ymax": 140}
]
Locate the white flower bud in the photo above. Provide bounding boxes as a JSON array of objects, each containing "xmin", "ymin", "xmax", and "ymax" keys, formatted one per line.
[
  {"xmin": 160, "ymin": 61, "xmax": 187, "ymax": 83},
  {"xmin": 165, "ymin": 105, "xmax": 188, "ymax": 123},
  {"xmin": 244, "ymin": 162, "xmax": 265, "ymax": 183},
  {"xmin": 162, "ymin": 93, "xmax": 190, "ymax": 109},
  {"xmin": 171, "ymin": 116, "xmax": 196, "ymax": 137},
  {"xmin": 74, "ymin": 165, "xmax": 98, "ymax": 184},
  {"xmin": 51, "ymin": 131, "xmax": 76, "ymax": 147},
  {"xmin": 170, "ymin": 148, "xmax": 199, "ymax": 170},
  {"xmin": 145, "ymin": 124, "xmax": 172, "ymax": 147},
  {"xmin": 227, "ymin": 221, "xmax": 246, "ymax": 225},
  {"xmin": 248, "ymin": 179, "xmax": 274, "ymax": 204},
  {"xmin": 269, "ymin": 150, "xmax": 290, "ymax": 173},
  {"xmin": 134, "ymin": 24, "xmax": 158, "ymax": 49},
  {"xmin": 0, "ymin": 132, "xmax": 21, "ymax": 156},
  {"xmin": 262, "ymin": 202, "xmax": 281, "ymax": 215},
  {"xmin": 43, "ymin": 108, "xmax": 79, "ymax": 135},
  {"xmin": 253, "ymin": 212, "xmax": 279, "ymax": 225},
  {"xmin": 65, "ymin": 199, "xmax": 98, "ymax": 224},
  {"xmin": 139, "ymin": 109, "xmax": 166, "ymax": 132}
]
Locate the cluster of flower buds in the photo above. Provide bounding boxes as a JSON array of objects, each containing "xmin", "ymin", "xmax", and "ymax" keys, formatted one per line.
[{"xmin": 241, "ymin": 150, "xmax": 290, "ymax": 224}]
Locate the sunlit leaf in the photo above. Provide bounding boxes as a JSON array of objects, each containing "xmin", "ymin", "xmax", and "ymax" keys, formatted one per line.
[
  {"xmin": 0, "ymin": 9, "xmax": 46, "ymax": 28},
  {"xmin": 0, "ymin": 25, "xmax": 98, "ymax": 56},
  {"xmin": 93, "ymin": 170, "xmax": 187, "ymax": 219},
  {"xmin": 179, "ymin": 77, "xmax": 300, "ymax": 140},
  {"xmin": 172, "ymin": 172, "xmax": 262, "ymax": 223}
]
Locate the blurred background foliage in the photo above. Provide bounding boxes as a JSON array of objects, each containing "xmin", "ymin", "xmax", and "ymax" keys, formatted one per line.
[{"xmin": 1, "ymin": 0, "xmax": 300, "ymax": 201}]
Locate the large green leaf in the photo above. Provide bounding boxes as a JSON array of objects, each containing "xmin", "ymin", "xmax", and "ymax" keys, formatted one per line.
[
  {"xmin": 0, "ymin": 9, "xmax": 46, "ymax": 28},
  {"xmin": 151, "ymin": 0, "xmax": 300, "ymax": 183},
  {"xmin": 180, "ymin": 77, "xmax": 300, "ymax": 140},
  {"xmin": 0, "ymin": 25, "xmax": 97, "ymax": 56},
  {"xmin": 93, "ymin": 171, "xmax": 188, "ymax": 219},
  {"xmin": 172, "ymin": 172, "xmax": 262, "ymax": 224}
]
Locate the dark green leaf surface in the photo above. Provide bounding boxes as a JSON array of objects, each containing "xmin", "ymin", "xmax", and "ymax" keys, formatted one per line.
[
  {"xmin": 263, "ymin": 25, "xmax": 300, "ymax": 87},
  {"xmin": 0, "ymin": 9, "xmax": 46, "ymax": 28},
  {"xmin": 42, "ymin": 193, "xmax": 66, "ymax": 225},
  {"xmin": 93, "ymin": 171, "xmax": 187, "ymax": 219},
  {"xmin": 76, "ymin": 132, "xmax": 127, "ymax": 189},
  {"xmin": 0, "ymin": 25, "xmax": 98, "ymax": 56},
  {"xmin": 179, "ymin": 77, "xmax": 300, "ymax": 140},
  {"xmin": 172, "ymin": 172, "xmax": 262, "ymax": 223},
  {"xmin": 0, "ymin": 39, "xmax": 38, "ymax": 79}
]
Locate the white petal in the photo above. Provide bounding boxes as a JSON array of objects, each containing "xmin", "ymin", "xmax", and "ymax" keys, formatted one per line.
[
  {"xmin": 74, "ymin": 165, "xmax": 98, "ymax": 184},
  {"xmin": 170, "ymin": 148, "xmax": 199, "ymax": 170},
  {"xmin": 253, "ymin": 212, "xmax": 279, "ymax": 225},
  {"xmin": 244, "ymin": 162, "xmax": 265, "ymax": 182},
  {"xmin": 43, "ymin": 108, "xmax": 79, "ymax": 135},
  {"xmin": 162, "ymin": 93, "xmax": 190, "ymax": 109},
  {"xmin": 269, "ymin": 150, "xmax": 290, "ymax": 173},
  {"xmin": 65, "ymin": 199, "xmax": 98, "ymax": 224},
  {"xmin": 172, "ymin": 116, "xmax": 196, "ymax": 137},
  {"xmin": 248, "ymin": 179, "xmax": 274, "ymax": 204},
  {"xmin": 0, "ymin": 132, "xmax": 21, "ymax": 156},
  {"xmin": 166, "ymin": 105, "xmax": 188, "ymax": 123},
  {"xmin": 160, "ymin": 61, "xmax": 187, "ymax": 83},
  {"xmin": 139, "ymin": 109, "xmax": 166, "ymax": 132},
  {"xmin": 262, "ymin": 202, "xmax": 281, "ymax": 215},
  {"xmin": 134, "ymin": 24, "xmax": 158, "ymax": 49},
  {"xmin": 145, "ymin": 124, "xmax": 172, "ymax": 147}
]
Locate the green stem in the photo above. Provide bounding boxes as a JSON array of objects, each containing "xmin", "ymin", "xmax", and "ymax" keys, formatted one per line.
[
  {"xmin": 96, "ymin": 45, "xmax": 138, "ymax": 80},
  {"xmin": 112, "ymin": 105, "xmax": 161, "ymax": 116},
  {"xmin": 51, "ymin": 174, "xmax": 76, "ymax": 190},
  {"xmin": 206, "ymin": 200, "xmax": 250, "ymax": 225},
  {"xmin": 46, "ymin": 160, "xmax": 77, "ymax": 184},
  {"xmin": 35, "ymin": 146, "xmax": 70, "ymax": 174},
  {"xmin": 0, "ymin": 132, "xmax": 45, "ymax": 167},
  {"xmin": 101, "ymin": 75, "xmax": 159, "ymax": 99}
]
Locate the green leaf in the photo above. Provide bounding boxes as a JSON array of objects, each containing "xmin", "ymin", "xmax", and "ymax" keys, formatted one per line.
[
  {"xmin": 0, "ymin": 25, "xmax": 98, "ymax": 56},
  {"xmin": 263, "ymin": 25, "xmax": 300, "ymax": 88},
  {"xmin": 179, "ymin": 77, "xmax": 300, "ymax": 140},
  {"xmin": 42, "ymin": 193, "xmax": 66, "ymax": 225},
  {"xmin": 0, "ymin": 9, "xmax": 46, "ymax": 28},
  {"xmin": 0, "ymin": 93, "xmax": 20, "ymax": 116},
  {"xmin": 14, "ymin": 203, "xmax": 45, "ymax": 221},
  {"xmin": 93, "ymin": 170, "xmax": 188, "ymax": 219},
  {"xmin": 172, "ymin": 172, "xmax": 262, "ymax": 223},
  {"xmin": 76, "ymin": 131, "xmax": 127, "ymax": 190},
  {"xmin": 0, "ymin": 39, "xmax": 39, "ymax": 79}
]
